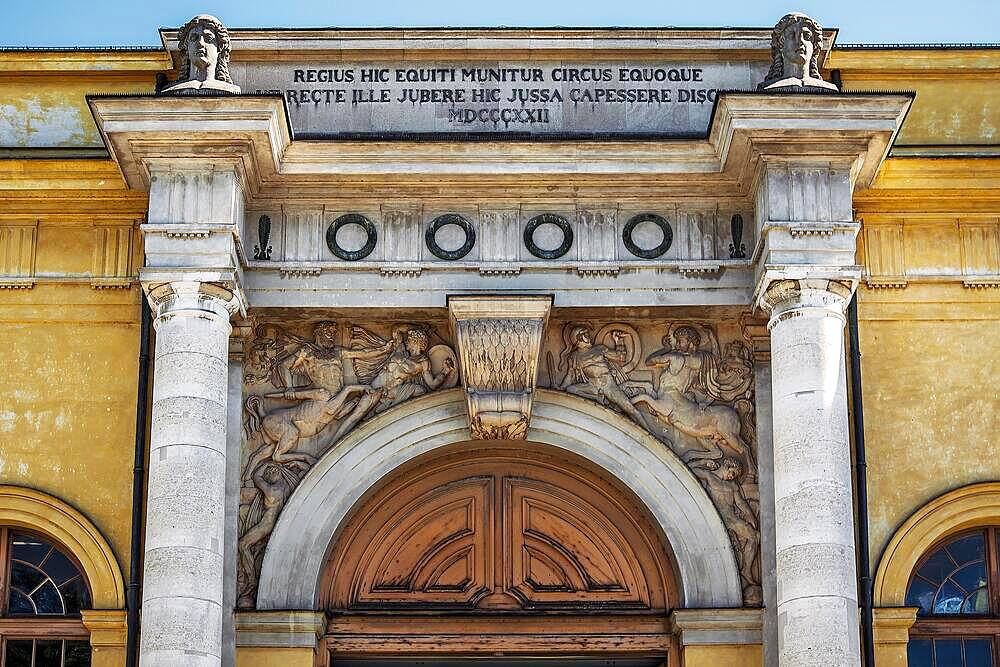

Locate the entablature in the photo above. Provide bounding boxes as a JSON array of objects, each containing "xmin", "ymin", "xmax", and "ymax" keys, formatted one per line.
[{"xmin": 88, "ymin": 92, "xmax": 910, "ymax": 203}]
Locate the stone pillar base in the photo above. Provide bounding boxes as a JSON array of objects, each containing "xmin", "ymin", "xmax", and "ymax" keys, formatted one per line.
[
  {"xmin": 671, "ymin": 609, "xmax": 763, "ymax": 667},
  {"xmin": 873, "ymin": 607, "xmax": 918, "ymax": 667},
  {"xmin": 81, "ymin": 610, "xmax": 127, "ymax": 667}
]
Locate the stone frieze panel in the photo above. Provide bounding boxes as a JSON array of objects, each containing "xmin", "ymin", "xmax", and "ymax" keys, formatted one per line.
[
  {"xmin": 237, "ymin": 312, "xmax": 761, "ymax": 608},
  {"xmin": 237, "ymin": 317, "xmax": 458, "ymax": 607},
  {"xmin": 245, "ymin": 204, "xmax": 753, "ymax": 271},
  {"xmin": 539, "ymin": 317, "xmax": 761, "ymax": 604}
]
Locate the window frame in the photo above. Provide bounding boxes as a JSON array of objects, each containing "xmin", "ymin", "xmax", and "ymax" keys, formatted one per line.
[
  {"xmin": 0, "ymin": 527, "xmax": 91, "ymax": 665},
  {"xmin": 908, "ymin": 526, "xmax": 1000, "ymax": 665}
]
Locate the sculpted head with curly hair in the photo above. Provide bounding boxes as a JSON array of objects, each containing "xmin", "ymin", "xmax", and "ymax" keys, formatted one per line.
[
  {"xmin": 161, "ymin": 15, "xmax": 241, "ymax": 95},
  {"xmin": 759, "ymin": 12, "xmax": 837, "ymax": 91}
]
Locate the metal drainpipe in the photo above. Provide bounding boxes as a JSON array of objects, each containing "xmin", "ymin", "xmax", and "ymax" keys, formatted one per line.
[
  {"xmin": 126, "ymin": 297, "xmax": 152, "ymax": 667},
  {"xmin": 848, "ymin": 294, "xmax": 876, "ymax": 667}
]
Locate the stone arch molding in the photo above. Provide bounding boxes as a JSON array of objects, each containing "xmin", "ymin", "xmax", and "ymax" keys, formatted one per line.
[
  {"xmin": 257, "ymin": 388, "xmax": 742, "ymax": 610},
  {"xmin": 0, "ymin": 485, "xmax": 125, "ymax": 609},
  {"xmin": 875, "ymin": 482, "xmax": 1000, "ymax": 607}
]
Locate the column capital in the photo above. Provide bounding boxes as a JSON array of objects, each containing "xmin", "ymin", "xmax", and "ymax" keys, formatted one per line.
[
  {"xmin": 754, "ymin": 261, "xmax": 859, "ymax": 308},
  {"xmin": 757, "ymin": 276, "xmax": 855, "ymax": 327},
  {"xmin": 145, "ymin": 280, "xmax": 247, "ymax": 320}
]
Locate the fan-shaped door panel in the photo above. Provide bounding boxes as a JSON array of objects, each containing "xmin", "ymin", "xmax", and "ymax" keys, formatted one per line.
[{"xmin": 322, "ymin": 443, "xmax": 675, "ymax": 612}]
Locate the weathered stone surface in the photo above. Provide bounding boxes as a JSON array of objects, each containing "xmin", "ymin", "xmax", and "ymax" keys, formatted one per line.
[
  {"xmin": 235, "ymin": 60, "xmax": 767, "ymax": 137},
  {"xmin": 764, "ymin": 278, "xmax": 860, "ymax": 667},
  {"xmin": 141, "ymin": 285, "xmax": 234, "ymax": 667},
  {"xmin": 160, "ymin": 15, "xmax": 241, "ymax": 96}
]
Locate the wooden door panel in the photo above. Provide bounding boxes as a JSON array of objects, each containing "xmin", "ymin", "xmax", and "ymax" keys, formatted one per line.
[
  {"xmin": 323, "ymin": 444, "xmax": 674, "ymax": 612},
  {"xmin": 342, "ymin": 476, "xmax": 493, "ymax": 608},
  {"xmin": 506, "ymin": 476, "xmax": 651, "ymax": 609}
]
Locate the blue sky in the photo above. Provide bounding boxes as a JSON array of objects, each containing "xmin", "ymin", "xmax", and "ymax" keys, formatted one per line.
[{"xmin": 2, "ymin": 0, "xmax": 998, "ymax": 46}]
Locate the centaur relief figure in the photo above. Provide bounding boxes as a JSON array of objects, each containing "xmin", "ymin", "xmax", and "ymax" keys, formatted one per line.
[
  {"xmin": 552, "ymin": 320, "xmax": 761, "ymax": 604},
  {"xmin": 327, "ymin": 326, "xmax": 456, "ymax": 442},
  {"xmin": 242, "ymin": 321, "xmax": 392, "ymax": 480},
  {"xmin": 237, "ymin": 320, "xmax": 458, "ymax": 606},
  {"xmin": 632, "ymin": 325, "xmax": 754, "ymax": 468}
]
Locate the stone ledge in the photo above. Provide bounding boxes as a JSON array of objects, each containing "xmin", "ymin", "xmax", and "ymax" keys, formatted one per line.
[
  {"xmin": 670, "ymin": 608, "xmax": 763, "ymax": 646},
  {"xmin": 873, "ymin": 607, "xmax": 918, "ymax": 646},
  {"xmin": 235, "ymin": 610, "xmax": 326, "ymax": 649},
  {"xmin": 80, "ymin": 609, "xmax": 127, "ymax": 648}
]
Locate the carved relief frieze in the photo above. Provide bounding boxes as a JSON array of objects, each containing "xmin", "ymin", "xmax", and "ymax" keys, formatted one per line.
[
  {"xmin": 540, "ymin": 317, "xmax": 761, "ymax": 604},
  {"xmin": 238, "ymin": 310, "xmax": 763, "ymax": 608},
  {"xmin": 238, "ymin": 317, "xmax": 459, "ymax": 606}
]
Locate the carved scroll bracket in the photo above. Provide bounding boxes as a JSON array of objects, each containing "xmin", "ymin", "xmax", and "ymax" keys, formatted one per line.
[{"xmin": 448, "ymin": 295, "xmax": 552, "ymax": 440}]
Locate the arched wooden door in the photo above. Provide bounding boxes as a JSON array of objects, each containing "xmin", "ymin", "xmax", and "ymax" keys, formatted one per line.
[{"xmin": 321, "ymin": 442, "xmax": 679, "ymax": 662}]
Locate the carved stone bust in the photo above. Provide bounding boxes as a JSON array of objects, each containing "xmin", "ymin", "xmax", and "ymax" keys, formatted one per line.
[
  {"xmin": 160, "ymin": 14, "xmax": 241, "ymax": 95},
  {"xmin": 758, "ymin": 12, "xmax": 838, "ymax": 92}
]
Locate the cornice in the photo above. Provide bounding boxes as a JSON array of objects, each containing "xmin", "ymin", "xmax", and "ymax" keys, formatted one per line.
[
  {"xmin": 0, "ymin": 159, "xmax": 128, "ymax": 190},
  {"xmin": 826, "ymin": 48, "xmax": 1000, "ymax": 77},
  {"xmin": 87, "ymin": 92, "xmax": 911, "ymax": 203},
  {"xmin": 870, "ymin": 157, "xmax": 1000, "ymax": 189},
  {"xmin": 0, "ymin": 50, "xmax": 170, "ymax": 73}
]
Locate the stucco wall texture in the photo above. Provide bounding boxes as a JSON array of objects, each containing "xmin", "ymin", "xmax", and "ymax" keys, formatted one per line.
[{"xmin": 0, "ymin": 41, "xmax": 997, "ymax": 667}]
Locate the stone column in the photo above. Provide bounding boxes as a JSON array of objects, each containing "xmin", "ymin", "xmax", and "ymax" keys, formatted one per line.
[
  {"xmin": 141, "ymin": 282, "xmax": 239, "ymax": 667},
  {"xmin": 742, "ymin": 314, "xmax": 777, "ymax": 667},
  {"xmin": 761, "ymin": 278, "xmax": 859, "ymax": 667}
]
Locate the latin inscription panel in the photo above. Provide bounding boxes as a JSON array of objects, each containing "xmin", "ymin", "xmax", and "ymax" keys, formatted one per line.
[{"xmin": 232, "ymin": 61, "xmax": 769, "ymax": 137}]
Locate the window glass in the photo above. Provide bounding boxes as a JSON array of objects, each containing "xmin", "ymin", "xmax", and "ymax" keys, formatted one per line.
[
  {"xmin": 2, "ymin": 640, "xmax": 33, "ymax": 667},
  {"xmin": 6, "ymin": 532, "xmax": 90, "ymax": 617},
  {"xmin": 2, "ymin": 640, "xmax": 92, "ymax": 667},
  {"xmin": 64, "ymin": 641, "xmax": 92, "ymax": 667},
  {"xmin": 906, "ymin": 528, "xmax": 999, "ymax": 666},
  {"xmin": 908, "ymin": 638, "xmax": 933, "ymax": 667},
  {"xmin": 966, "ymin": 639, "xmax": 995, "ymax": 667},
  {"xmin": 34, "ymin": 640, "xmax": 62, "ymax": 667},
  {"xmin": 936, "ymin": 638, "xmax": 964, "ymax": 665},
  {"xmin": 908, "ymin": 637, "xmax": 995, "ymax": 667},
  {"xmin": 906, "ymin": 531, "xmax": 987, "ymax": 616}
]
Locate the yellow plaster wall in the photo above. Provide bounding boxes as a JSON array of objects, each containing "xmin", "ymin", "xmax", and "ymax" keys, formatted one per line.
[
  {"xmin": 0, "ymin": 282, "xmax": 141, "ymax": 571},
  {"xmin": 0, "ymin": 51, "xmax": 167, "ymax": 148},
  {"xmin": 857, "ymin": 283, "xmax": 1000, "ymax": 567},
  {"xmin": 235, "ymin": 647, "xmax": 317, "ymax": 666},
  {"xmin": 828, "ymin": 49, "xmax": 1000, "ymax": 146},
  {"xmin": 681, "ymin": 644, "xmax": 762, "ymax": 667}
]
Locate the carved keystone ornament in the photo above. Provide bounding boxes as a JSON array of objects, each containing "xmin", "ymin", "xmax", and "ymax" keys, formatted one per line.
[{"xmin": 449, "ymin": 296, "xmax": 552, "ymax": 440}]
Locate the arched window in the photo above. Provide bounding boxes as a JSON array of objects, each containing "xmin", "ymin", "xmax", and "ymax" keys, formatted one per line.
[
  {"xmin": 0, "ymin": 527, "xmax": 92, "ymax": 666},
  {"xmin": 906, "ymin": 527, "xmax": 1000, "ymax": 666}
]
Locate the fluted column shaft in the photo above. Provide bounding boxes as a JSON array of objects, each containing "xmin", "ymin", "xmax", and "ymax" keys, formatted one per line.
[
  {"xmin": 140, "ymin": 282, "xmax": 234, "ymax": 667},
  {"xmin": 763, "ymin": 278, "xmax": 860, "ymax": 667}
]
